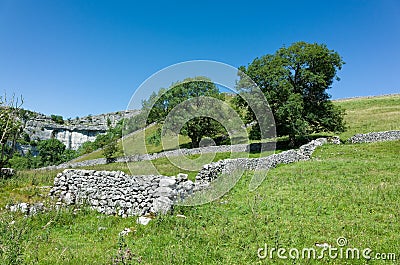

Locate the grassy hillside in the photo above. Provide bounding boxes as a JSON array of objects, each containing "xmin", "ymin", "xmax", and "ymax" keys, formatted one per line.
[
  {"xmin": 334, "ymin": 94, "xmax": 400, "ymax": 139},
  {"xmin": 73, "ymin": 94, "xmax": 400, "ymax": 163},
  {"xmin": 1, "ymin": 140, "xmax": 399, "ymax": 264},
  {"xmin": 81, "ymin": 150, "xmax": 275, "ymax": 180},
  {"xmin": 73, "ymin": 124, "xmax": 192, "ymax": 162}
]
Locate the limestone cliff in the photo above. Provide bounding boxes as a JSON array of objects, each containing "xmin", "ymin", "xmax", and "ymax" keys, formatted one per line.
[{"xmin": 24, "ymin": 110, "xmax": 139, "ymax": 150}]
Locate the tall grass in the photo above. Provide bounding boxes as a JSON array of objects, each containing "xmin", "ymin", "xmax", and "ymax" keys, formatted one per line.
[
  {"xmin": 0, "ymin": 170, "xmax": 59, "ymax": 208},
  {"xmin": 1, "ymin": 140, "xmax": 398, "ymax": 264}
]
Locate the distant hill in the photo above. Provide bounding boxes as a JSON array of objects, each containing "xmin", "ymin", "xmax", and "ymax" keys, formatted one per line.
[{"xmin": 334, "ymin": 94, "xmax": 400, "ymax": 139}]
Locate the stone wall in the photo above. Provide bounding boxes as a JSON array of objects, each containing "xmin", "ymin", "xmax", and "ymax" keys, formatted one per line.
[
  {"xmin": 347, "ymin": 130, "xmax": 400, "ymax": 144},
  {"xmin": 0, "ymin": 168, "xmax": 15, "ymax": 178},
  {"xmin": 49, "ymin": 138, "xmax": 331, "ymax": 216},
  {"xmin": 39, "ymin": 129, "xmax": 399, "ymax": 167},
  {"xmin": 41, "ymin": 142, "xmax": 276, "ymax": 170},
  {"xmin": 49, "ymin": 170, "xmax": 194, "ymax": 216},
  {"xmin": 195, "ymin": 138, "xmax": 328, "ymax": 185}
]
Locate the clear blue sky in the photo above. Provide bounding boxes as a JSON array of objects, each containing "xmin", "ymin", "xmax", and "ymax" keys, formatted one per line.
[{"xmin": 0, "ymin": 0, "xmax": 399, "ymax": 118}]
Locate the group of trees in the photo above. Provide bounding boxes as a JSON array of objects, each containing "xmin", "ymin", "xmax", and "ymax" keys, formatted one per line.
[
  {"xmin": 1, "ymin": 41, "xmax": 346, "ymax": 173},
  {"xmin": 0, "ymin": 93, "xmax": 123, "ymax": 171},
  {"xmin": 0, "ymin": 95, "xmax": 75, "ymax": 172},
  {"xmin": 236, "ymin": 41, "xmax": 345, "ymax": 145},
  {"xmin": 8, "ymin": 123, "xmax": 121, "ymax": 170},
  {"xmin": 7, "ymin": 122, "xmax": 122, "ymax": 170},
  {"xmin": 50, "ymin": 114, "xmax": 64, "ymax": 124},
  {"xmin": 139, "ymin": 41, "xmax": 345, "ymax": 147},
  {"xmin": 9, "ymin": 138, "xmax": 76, "ymax": 169}
]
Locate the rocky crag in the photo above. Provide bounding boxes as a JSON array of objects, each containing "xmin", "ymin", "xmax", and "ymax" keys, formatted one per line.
[{"xmin": 23, "ymin": 110, "xmax": 139, "ymax": 150}]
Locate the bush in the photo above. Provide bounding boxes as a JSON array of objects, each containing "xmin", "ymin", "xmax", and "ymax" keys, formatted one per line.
[
  {"xmin": 102, "ymin": 140, "xmax": 117, "ymax": 163},
  {"xmin": 77, "ymin": 120, "xmax": 124, "ymax": 157},
  {"xmin": 37, "ymin": 139, "xmax": 66, "ymax": 166},
  {"xmin": 35, "ymin": 139, "xmax": 77, "ymax": 167},
  {"xmin": 146, "ymin": 127, "xmax": 161, "ymax": 146},
  {"xmin": 77, "ymin": 141, "xmax": 97, "ymax": 155},
  {"xmin": 8, "ymin": 154, "xmax": 31, "ymax": 170},
  {"xmin": 50, "ymin": 115, "xmax": 64, "ymax": 124}
]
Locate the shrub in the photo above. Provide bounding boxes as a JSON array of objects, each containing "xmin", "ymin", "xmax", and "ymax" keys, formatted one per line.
[{"xmin": 50, "ymin": 115, "xmax": 64, "ymax": 124}]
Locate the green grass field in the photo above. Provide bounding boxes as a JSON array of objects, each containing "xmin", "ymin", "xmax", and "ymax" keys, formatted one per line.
[
  {"xmin": 335, "ymin": 94, "xmax": 400, "ymax": 139},
  {"xmin": 73, "ymin": 124, "xmax": 192, "ymax": 162},
  {"xmin": 73, "ymin": 94, "xmax": 400, "ymax": 163},
  {"xmin": 1, "ymin": 140, "xmax": 399, "ymax": 264},
  {"xmin": 1, "ymin": 94, "xmax": 399, "ymax": 264}
]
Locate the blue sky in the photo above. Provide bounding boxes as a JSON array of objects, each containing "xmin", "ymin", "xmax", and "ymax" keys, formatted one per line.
[{"xmin": 0, "ymin": 0, "xmax": 399, "ymax": 118}]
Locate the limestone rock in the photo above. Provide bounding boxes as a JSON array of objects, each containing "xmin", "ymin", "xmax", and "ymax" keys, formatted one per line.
[
  {"xmin": 137, "ymin": 216, "xmax": 152, "ymax": 225},
  {"xmin": 23, "ymin": 110, "xmax": 140, "ymax": 150},
  {"xmin": 152, "ymin": 196, "xmax": 173, "ymax": 214},
  {"xmin": 159, "ymin": 177, "xmax": 176, "ymax": 187},
  {"xmin": 0, "ymin": 168, "xmax": 15, "ymax": 178}
]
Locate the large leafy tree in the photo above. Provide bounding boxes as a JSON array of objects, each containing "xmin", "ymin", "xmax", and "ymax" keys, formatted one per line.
[
  {"xmin": 236, "ymin": 41, "xmax": 345, "ymax": 145},
  {"xmin": 144, "ymin": 77, "xmax": 226, "ymax": 148},
  {"xmin": 37, "ymin": 138, "xmax": 66, "ymax": 166}
]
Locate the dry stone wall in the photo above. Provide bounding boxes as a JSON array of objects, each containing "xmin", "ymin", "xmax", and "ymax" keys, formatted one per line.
[
  {"xmin": 49, "ymin": 170, "xmax": 194, "ymax": 216},
  {"xmin": 0, "ymin": 168, "xmax": 15, "ymax": 178},
  {"xmin": 49, "ymin": 138, "xmax": 332, "ymax": 216},
  {"xmin": 347, "ymin": 130, "xmax": 400, "ymax": 144},
  {"xmin": 195, "ymin": 138, "xmax": 328, "ymax": 186}
]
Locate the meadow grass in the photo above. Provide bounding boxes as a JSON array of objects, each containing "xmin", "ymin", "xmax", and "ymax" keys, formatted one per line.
[
  {"xmin": 74, "ymin": 94, "xmax": 400, "ymax": 163},
  {"xmin": 0, "ymin": 170, "xmax": 60, "ymax": 209},
  {"xmin": 73, "ymin": 124, "xmax": 192, "ymax": 162},
  {"xmin": 82, "ymin": 150, "xmax": 275, "ymax": 180},
  {"xmin": 334, "ymin": 94, "xmax": 400, "ymax": 139},
  {"xmin": 1, "ymin": 140, "xmax": 399, "ymax": 264}
]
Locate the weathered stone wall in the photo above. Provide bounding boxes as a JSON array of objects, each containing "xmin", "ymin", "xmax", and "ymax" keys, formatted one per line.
[
  {"xmin": 0, "ymin": 168, "xmax": 15, "ymax": 178},
  {"xmin": 49, "ymin": 138, "xmax": 331, "ymax": 216},
  {"xmin": 347, "ymin": 130, "xmax": 400, "ymax": 144},
  {"xmin": 43, "ymin": 129, "xmax": 400, "ymax": 170},
  {"xmin": 194, "ymin": 138, "xmax": 328, "ymax": 185},
  {"xmin": 49, "ymin": 170, "xmax": 194, "ymax": 216}
]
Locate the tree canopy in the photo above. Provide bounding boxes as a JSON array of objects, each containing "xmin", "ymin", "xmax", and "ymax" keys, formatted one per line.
[
  {"xmin": 236, "ymin": 41, "xmax": 346, "ymax": 145},
  {"xmin": 37, "ymin": 138, "xmax": 66, "ymax": 166},
  {"xmin": 143, "ymin": 77, "xmax": 227, "ymax": 148}
]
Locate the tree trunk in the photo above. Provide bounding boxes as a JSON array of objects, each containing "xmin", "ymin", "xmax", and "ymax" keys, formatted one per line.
[
  {"xmin": 191, "ymin": 138, "xmax": 200, "ymax": 148},
  {"xmin": 288, "ymin": 133, "xmax": 296, "ymax": 148},
  {"xmin": 189, "ymin": 132, "xmax": 201, "ymax": 148}
]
